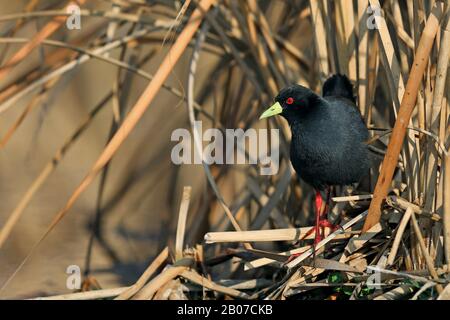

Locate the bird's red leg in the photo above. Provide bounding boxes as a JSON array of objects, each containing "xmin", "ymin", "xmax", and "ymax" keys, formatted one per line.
[
  {"xmin": 286, "ymin": 189, "xmax": 331, "ymax": 264},
  {"xmin": 296, "ymin": 190, "xmax": 324, "ymax": 244},
  {"xmin": 286, "ymin": 190, "xmax": 323, "ymax": 264},
  {"xmin": 319, "ymin": 187, "xmax": 331, "ymax": 237},
  {"xmin": 314, "ymin": 190, "xmax": 323, "ymax": 245},
  {"xmin": 318, "ymin": 186, "xmax": 341, "ymax": 232}
]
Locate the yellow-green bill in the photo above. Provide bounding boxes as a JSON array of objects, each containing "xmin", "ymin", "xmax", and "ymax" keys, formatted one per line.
[{"xmin": 259, "ymin": 102, "xmax": 282, "ymax": 120}]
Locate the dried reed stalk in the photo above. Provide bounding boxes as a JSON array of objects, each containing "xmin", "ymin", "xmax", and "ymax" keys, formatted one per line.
[
  {"xmin": 309, "ymin": 0, "xmax": 329, "ymax": 79},
  {"xmin": 176, "ymin": 186, "xmax": 192, "ymax": 260},
  {"xmin": 387, "ymin": 207, "xmax": 413, "ymax": 266},
  {"xmin": 444, "ymin": 155, "xmax": 450, "ymax": 265},
  {"xmin": 205, "ymin": 227, "xmax": 318, "ymax": 243},
  {"xmin": 357, "ymin": 0, "xmax": 369, "ymax": 116}
]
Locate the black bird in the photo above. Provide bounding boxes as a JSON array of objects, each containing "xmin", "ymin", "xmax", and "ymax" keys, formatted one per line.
[{"xmin": 260, "ymin": 74, "xmax": 370, "ymax": 245}]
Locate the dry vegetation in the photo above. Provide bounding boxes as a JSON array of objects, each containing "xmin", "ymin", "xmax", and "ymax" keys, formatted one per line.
[{"xmin": 0, "ymin": 0, "xmax": 449, "ymax": 300}]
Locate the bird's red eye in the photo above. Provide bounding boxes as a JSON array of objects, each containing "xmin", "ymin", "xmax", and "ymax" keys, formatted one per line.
[{"xmin": 286, "ymin": 97, "xmax": 294, "ymax": 105}]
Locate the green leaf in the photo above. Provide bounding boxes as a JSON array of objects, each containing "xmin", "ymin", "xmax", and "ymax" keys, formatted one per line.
[{"xmin": 328, "ymin": 272, "xmax": 343, "ymax": 284}]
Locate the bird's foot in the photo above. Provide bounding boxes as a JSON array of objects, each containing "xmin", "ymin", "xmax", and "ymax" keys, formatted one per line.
[
  {"xmin": 306, "ymin": 219, "xmax": 340, "ymax": 245},
  {"xmin": 318, "ymin": 218, "xmax": 342, "ymax": 233},
  {"xmin": 298, "ymin": 221, "xmax": 333, "ymax": 245},
  {"xmin": 285, "ymin": 247, "xmax": 309, "ymax": 264},
  {"xmin": 287, "ymin": 222, "xmax": 341, "ymax": 264}
]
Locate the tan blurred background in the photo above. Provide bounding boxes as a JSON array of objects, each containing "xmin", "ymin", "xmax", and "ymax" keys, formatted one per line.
[{"xmin": 0, "ymin": 0, "xmax": 218, "ymax": 298}]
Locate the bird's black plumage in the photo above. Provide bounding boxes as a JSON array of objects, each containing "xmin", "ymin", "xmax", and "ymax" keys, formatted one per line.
[{"xmin": 275, "ymin": 74, "xmax": 370, "ymax": 190}]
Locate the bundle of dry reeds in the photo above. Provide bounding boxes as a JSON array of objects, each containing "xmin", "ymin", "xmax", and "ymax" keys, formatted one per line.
[{"xmin": 0, "ymin": 0, "xmax": 449, "ymax": 300}]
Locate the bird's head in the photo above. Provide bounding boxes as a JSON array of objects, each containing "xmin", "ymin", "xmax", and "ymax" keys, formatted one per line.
[{"xmin": 259, "ymin": 84, "xmax": 319, "ymax": 122}]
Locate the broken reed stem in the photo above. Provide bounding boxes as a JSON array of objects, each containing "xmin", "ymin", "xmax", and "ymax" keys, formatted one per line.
[
  {"xmin": 363, "ymin": 3, "xmax": 444, "ymax": 232},
  {"xmin": 204, "ymin": 227, "xmax": 337, "ymax": 243},
  {"xmin": 176, "ymin": 186, "xmax": 191, "ymax": 260},
  {"xmin": 387, "ymin": 195, "xmax": 441, "ymax": 221},
  {"xmin": 332, "ymin": 194, "xmax": 373, "ymax": 202}
]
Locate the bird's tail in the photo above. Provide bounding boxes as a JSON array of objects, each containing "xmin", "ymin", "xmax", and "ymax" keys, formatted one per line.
[{"xmin": 322, "ymin": 74, "xmax": 355, "ymax": 103}]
